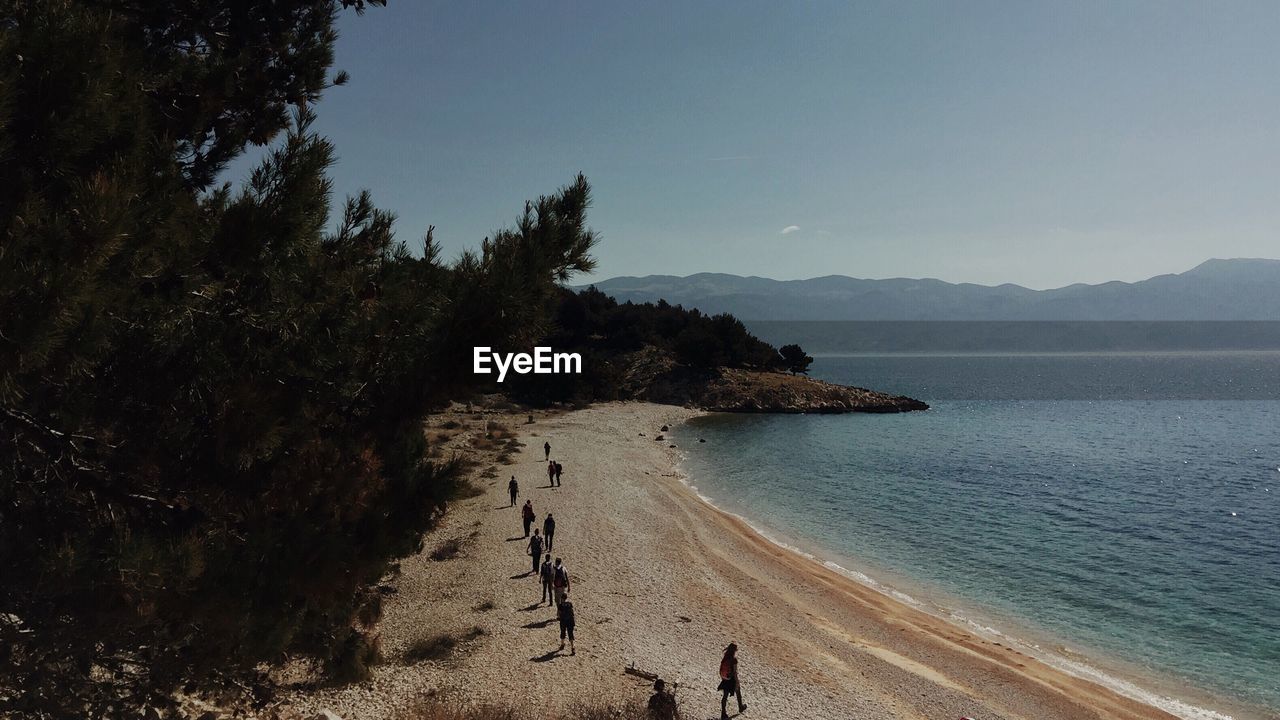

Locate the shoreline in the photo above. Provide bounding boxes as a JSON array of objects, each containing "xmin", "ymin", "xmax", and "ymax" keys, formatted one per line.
[
  {"xmin": 668, "ymin": 419, "xmax": 1254, "ymax": 720},
  {"xmin": 282, "ymin": 402, "xmax": 1248, "ymax": 720}
]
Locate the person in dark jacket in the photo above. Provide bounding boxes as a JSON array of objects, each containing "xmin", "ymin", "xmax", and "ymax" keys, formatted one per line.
[
  {"xmin": 543, "ymin": 513, "xmax": 556, "ymax": 551},
  {"xmin": 551, "ymin": 557, "xmax": 571, "ymax": 605},
  {"xmin": 539, "ymin": 553, "xmax": 554, "ymax": 605},
  {"xmin": 544, "ymin": 440, "xmax": 551, "ymax": 460},
  {"xmin": 527, "ymin": 529, "xmax": 543, "ymax": 574},
  {"xmin": 717, "ymin": 643, "xmax": 746, "ymax": 719},
  {"xmin": 522, "ymin": 500, "xmax": 535, "ymax": 537},
  {"xmin": 554, "ymin": 461, "xmax": 563, "ymax": 486},
  {"xmin": 557, "ymin": 597, "xmax": 576, "ymax": 655},
  {"xmin": 508, "ymin": 476, "xmax": 519, "ymax": 506}
]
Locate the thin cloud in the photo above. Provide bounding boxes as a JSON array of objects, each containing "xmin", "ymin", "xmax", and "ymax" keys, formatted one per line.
[
  {"xmin": 780, "ymin": 225, "xmax": 800, "ymax": 235},
  {"xmin": 709, "ymin": 154, "xmax": 760, "ymax": 161}
]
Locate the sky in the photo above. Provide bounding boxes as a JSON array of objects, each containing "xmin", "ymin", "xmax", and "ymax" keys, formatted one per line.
[{"xmin": 224, "ymin": 1, "xmax": 1280, "ymax": 289}]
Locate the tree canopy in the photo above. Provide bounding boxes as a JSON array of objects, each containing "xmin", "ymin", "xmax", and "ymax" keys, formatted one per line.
[
  {"xmin": 779, "ymin": 344, "xmax": 814, "ymax": 375},
  {"xmin": 0, "ymin": 2, "xmax": 593, "ymax": 715}
]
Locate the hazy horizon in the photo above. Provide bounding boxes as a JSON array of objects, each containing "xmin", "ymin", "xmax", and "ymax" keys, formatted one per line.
[
  {"xmin": 588, "ymin": 256, "xmax": 1279, "ymax": 289},
  {"xmin": 225, "ymin": 1, "xmax": 1280, "ymax": 290}
]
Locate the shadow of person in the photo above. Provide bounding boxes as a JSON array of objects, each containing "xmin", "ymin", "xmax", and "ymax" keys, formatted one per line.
[
  {"xmin": 518, "ymin": 602, "xmax": 543, "ymax": 612},
  {"xmin": 509, "ymin": 571, "xmax": 533, "ymax": 579},
  {"xmin": 505, "ymin": 536, "xmax": 525, "ymax": 542},
  {"xmin": 530, "ymin": 649, "xmax": 560, "ymax": 663},
  {"xmin": 521, "ymin": 618, "xmax": 555, "ymax": 629}
]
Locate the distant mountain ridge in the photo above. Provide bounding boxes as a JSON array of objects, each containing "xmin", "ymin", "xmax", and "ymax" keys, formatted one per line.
[{"xmin": 581, "ymin": 258, "xmax": 1280, "ymax": 320}]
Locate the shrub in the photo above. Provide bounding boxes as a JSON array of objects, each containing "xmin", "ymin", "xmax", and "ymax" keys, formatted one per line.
[
  {"xmin": 429, "ymin": 539, "xmax": 464, "ymax": 562},
  {"xmin": 403, "ymin": 634, "xmax": 458, "ymax": 664},
  {"xmin": 402, "ymin": 627, "xmax": 485, "ymax": 664}
]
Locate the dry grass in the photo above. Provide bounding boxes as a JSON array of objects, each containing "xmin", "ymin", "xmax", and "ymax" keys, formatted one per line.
[
  {"xmin": 428, "ymin": 539, "xmax": 463, "ymax": 562},
  {"xmin": 486, "ymin": 422, "xmax": 515, "ymax": 440},
  {"xmin": 469, "ymin": 435, "xmax": 501, "ymax": 451},
  {"xmin": 402, "ymin": 627, "xmax": 485, "ymax": 665},
  {"xmin": 456, "ymin": 481, "xmax": 486, "ymax": 499},
  {"xmin": 402, "ymin": 634, "xmax": 458, "ymax": 663}
]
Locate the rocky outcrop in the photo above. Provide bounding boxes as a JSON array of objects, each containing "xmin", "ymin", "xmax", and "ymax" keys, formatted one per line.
[{"xmin": 618, "ymin": 347, "xmax": 928, "ymax": 414}]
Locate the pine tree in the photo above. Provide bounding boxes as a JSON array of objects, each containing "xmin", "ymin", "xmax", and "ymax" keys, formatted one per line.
[
  {"xmin": 779, "ymin": 344, "xmax": 814, "ymax": 375},
  {"xmin": 0, "ymin": 2, "xmax": 596, "ymax": 715}
]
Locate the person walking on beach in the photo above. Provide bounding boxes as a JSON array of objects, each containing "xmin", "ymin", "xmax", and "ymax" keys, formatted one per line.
[
  {"xmin": 547, "ymin": 459, "xmax": 556, "ymax": 487},
  {"xmin": 543, "ymin": 513, "xmax": 556, "ymax": 551},
  {"xmin": 648, "ymin": 679, "xmax": 680, "ymax": 720},
  {"xmin": 539, "ymin": 553, "xmax": 555, "ymax": 605},
  {"xmin": 508, "ymin": 476, "xmax": 519, "ymax": 506},
  {"xmin": 551, "ymin": 557, "xmax": 571, "ymax": 605},
  {"xmin": 527, "ymin": 529, "xmax": 544, "ymax": 574},
  {"xmin": 544, "ymin": 440, "xmax": 551, "ymax": 460},
  {"xmin": 717, "ymin": 643, "xmax": 746, "ymax": 719},
  {"xmin": 522, "ymin": 500, "xmax": 535, "ymax": 537},
  {"xmin": 557, "ymin": 596, "xmax": 576, "ymax": 655},
  {"xmin": 553, "ymin": 461, "xmax": 563, "ymax": 487}
]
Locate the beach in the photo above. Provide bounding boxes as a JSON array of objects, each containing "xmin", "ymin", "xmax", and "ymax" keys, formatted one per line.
[{"xmin": 284, "ymin": 402, "xmax": 1184, "ymax": 720}]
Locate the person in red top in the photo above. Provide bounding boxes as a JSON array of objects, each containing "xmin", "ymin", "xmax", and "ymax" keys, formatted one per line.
[{"xmin": 717, "ymin": 643, "xmax": 746, "ymax": 719}]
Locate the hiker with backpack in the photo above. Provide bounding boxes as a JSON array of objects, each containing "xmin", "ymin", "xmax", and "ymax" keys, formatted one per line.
[
  {"xmin": 539, "ymin": 553, "xmax": 555, "ymax": 605},
  {"xmin": 553, "ymin": 461, "xmax": 563, "ymax": 486},
  {"xmin": 557, "ymin": 596, "xmax": 576, "ymax": 655},
  {"xmin": 551, "ymin": 557, "xmax": 571, "ymax": 605},
  {"xmin": 543, "ymin": 513, "xmax": 556, "ymax": 551},
  {"xmin": 508, "ymin": 475, "xmax": 519, "ymax": 506},
  {"xmin": 522, "ymin": 500, "xmax": 535, "ymax": 537},
  {"xmin": 527, "ymin": 529, "xmax": 544, "ymax": 574},
  {"xmin": 648, "ymin": 679, "xmax": 680, "ymax": 720},
  {"xmin": 717, "ymin": 643, "xmax": 746, "ymax": 719}
]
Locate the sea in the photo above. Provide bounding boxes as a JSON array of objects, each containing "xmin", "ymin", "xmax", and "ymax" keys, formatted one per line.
[{"xmin": 676, "ymin": 325, "xmax": 1279, "ymax": 720}]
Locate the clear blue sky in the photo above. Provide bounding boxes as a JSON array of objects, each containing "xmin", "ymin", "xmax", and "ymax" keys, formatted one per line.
[{"xmin": 226, "ymin": 0, "xmax": 1280, "ymax": 289}]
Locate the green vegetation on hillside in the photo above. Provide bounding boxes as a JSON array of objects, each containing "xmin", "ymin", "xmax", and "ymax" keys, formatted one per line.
[
  {"xmin": 503, "ymin": 286, "xmax": 792, "ymax": 405},
  {"xmin": 0, "ymin": 2, "xmax": 594, "ymax": 715}
]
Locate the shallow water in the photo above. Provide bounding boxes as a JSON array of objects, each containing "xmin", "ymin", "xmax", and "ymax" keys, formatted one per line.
[{"xmin": 679, "ymin": 353, "xmax": 1280, "ymax": 717}]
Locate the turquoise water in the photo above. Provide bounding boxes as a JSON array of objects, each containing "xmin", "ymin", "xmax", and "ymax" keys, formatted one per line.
[{"xmin": 679, "ymin": 354, "xmax": 1280, "ymax": 718}]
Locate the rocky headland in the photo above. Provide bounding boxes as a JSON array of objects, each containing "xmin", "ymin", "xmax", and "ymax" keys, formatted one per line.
[{"xmin": 615, "ymin": 347, "xmax": 929, "ymax": 413}]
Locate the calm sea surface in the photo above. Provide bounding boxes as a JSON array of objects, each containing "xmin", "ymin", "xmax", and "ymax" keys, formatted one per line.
[{"xmin": 678, "ymin": 353, "xmax": 1280, "ymax": 718}]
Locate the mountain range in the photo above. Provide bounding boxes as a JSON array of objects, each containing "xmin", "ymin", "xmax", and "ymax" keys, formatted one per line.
[{"xmin": 581, "ymin": 258, "xmax": 1280, "ymax": 321}]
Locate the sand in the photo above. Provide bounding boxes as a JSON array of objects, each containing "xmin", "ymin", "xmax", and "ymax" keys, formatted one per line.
[{"xmin": 283, "ymin": 402, "xmax": 1186, "ymax": 720}]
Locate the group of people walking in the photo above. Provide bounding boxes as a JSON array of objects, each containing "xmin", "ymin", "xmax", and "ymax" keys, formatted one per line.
[
  {"xmin": 507, "ymin": 440, "xmax": 576, "ymax": 655},
  {"xmin": 503, "ymin": 438, "xmax": 745, "ymax": 719}
]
